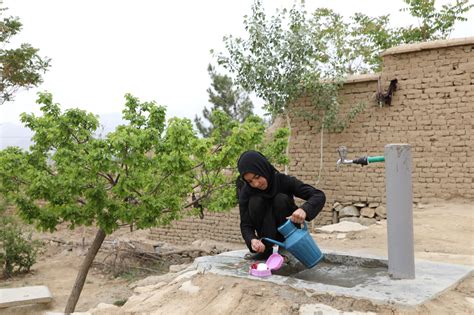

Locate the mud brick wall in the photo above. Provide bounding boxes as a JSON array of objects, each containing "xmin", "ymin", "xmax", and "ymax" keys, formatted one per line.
[
  {"xmin": 150, "ymin": 208, "xmax": 242, "ymax": 245},
  {"xmin": 150, "ymin": 37, "xmax": 474, "ymax": 244},
  {"xmin": 291, "ymin": 38, "xmax": 474, "ymax": 226}
]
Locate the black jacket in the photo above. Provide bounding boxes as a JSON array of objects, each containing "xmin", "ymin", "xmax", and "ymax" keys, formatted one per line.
[{"xmin": 238, "ymin": 173, "xmax": 326, "ymax": 247}]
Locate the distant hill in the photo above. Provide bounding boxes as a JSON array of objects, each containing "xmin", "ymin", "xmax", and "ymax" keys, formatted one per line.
[
  {"xmin": 0, "ymin": 122, "xmax": 33, "ymax": 150},
  {"xmin": 0, "ymin": 112, "xmax": 125, "ymax": 150}
]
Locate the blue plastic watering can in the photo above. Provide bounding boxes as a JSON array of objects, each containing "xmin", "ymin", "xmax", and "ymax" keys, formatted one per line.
[{"xmin": 263, "ymin": 219, "xmax": 324, "ymax": 268}]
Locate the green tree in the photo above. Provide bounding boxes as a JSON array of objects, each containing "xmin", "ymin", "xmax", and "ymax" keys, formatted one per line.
[
  {"xmin": 399, "ymin": 0, "xmax": 473, "ymax": 41},
  {"xmin": 195, "ymin": 64, "xmax": 254, "ymax": 138},
  {"xmin": 217, "ymin": 0, "xmax": 473, "ymax": 108},
  {"xmin": 308, "ymin": 0, "xmax": 473, "ymax": 74},
  {"xmin": 0, "ymin": 7, "xmax": 51, "ymax": 104},
  {"xmin": 0, "ymin": 92, "xmax": 288, "ymax": 313},
  {"xmin": 216, "ymin": 0, "xmax": 358, "ymax": 132}
]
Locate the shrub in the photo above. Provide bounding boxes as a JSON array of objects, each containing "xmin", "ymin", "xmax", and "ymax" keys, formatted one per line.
[{"xmin": 0, "ymin": 215, "xmax": 42, "ymax": 278}]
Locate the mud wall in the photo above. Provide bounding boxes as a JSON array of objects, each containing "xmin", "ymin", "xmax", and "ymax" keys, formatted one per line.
[{"xmin": 150, "ymin": 37, "xmax": 474, "ymax": 243}]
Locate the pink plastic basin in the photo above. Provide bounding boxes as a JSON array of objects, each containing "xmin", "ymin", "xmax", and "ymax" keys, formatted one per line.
[{"xmin": 249, "ymin": 253, "xmax": 284, "ymax": 277}]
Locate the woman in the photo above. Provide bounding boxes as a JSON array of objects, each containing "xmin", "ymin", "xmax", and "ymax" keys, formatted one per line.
[{"xmin": 237, "ymin": 150, "xmax": 326, "ymax": 260}]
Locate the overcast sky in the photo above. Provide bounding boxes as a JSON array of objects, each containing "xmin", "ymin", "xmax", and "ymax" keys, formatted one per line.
[{"xmin": 1, "ymin": 0, "xmax": 473, "ymax": 139}]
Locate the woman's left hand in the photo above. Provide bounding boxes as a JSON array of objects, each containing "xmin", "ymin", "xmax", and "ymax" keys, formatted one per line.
[{"xmin": 287, "ymin": 208, "xmax": 306, "ymax": 224}]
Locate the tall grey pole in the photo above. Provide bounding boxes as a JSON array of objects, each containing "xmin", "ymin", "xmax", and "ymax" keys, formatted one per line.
[{"xmin": 384, "ymin": 144, "xmax": 415, "ymax": 279}]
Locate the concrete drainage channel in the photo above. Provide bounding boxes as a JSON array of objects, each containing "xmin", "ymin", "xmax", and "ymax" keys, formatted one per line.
[{"xmin": 193, "ymin": 249, "xmax": 473, "ymax": 308}]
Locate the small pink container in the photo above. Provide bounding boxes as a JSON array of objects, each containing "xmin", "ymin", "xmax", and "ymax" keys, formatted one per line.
[{"xmin": 249, "ymin": 253, "xmax": 284, "ymax": 277}]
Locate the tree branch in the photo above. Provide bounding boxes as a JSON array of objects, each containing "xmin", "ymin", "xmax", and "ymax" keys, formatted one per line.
[
  {"xmin": 97, "ymin": 171, "xmax": 115, "ymax": 186},
  {"xmin": 150, "ymin": 160, "xmax": 205, "ymax": 195},
  {"xmin": 183, "ymin": 181, "xmax": 234, "ymax": 209}
]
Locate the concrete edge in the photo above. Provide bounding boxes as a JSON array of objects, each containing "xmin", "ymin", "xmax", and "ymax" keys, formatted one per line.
[
  {"xmin": 201, "ymin": 249, "xmax": 474, "ymax": 308},
  {"xmin": 420, "ymin": 268, "xmax": 474, "ymax": 304},
  {"xmin": 343, "ymin": 73, "xmax": 380, "ymax": 84},
  {"xmin": 381, "ymin": 36, "xmax": 474, "ymax": 56},
  {"xmin": 0, "ymin": 286, "xmax": 52, "ymax": 309}
]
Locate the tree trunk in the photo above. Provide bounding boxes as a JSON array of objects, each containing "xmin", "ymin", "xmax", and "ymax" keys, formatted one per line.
[{"xmin": 64, "ymin": 228, "xmax": 106, "ymax": 314}]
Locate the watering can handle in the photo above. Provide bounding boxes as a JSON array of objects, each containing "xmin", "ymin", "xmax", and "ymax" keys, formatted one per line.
[
  {"xmin": 284, "ymin": 219, "xmax": 308, "ymax": 231},
  {"xmin": 262, "ymin": 237, "xmax": 285, "ymax": 248},
  {"xmin": 302, "ymin": 221, "xmax": 308, "ymax": 231}
]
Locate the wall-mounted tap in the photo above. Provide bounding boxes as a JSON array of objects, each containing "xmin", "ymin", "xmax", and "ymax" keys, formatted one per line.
[
  {"xmin": 336, "ymin": 145, "xmax": 385, "ymax": 169},
  {"xmin": 336, "ymin": 146, "xmax": 353, "ymax": 169}
]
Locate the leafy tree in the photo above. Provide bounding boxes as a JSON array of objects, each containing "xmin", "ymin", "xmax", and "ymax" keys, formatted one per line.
[
  {"xmin": 0, "ymin": 7, "xmax": 51, "ymax": 104},
  {"xmin": 399, "ymin": 0, "xmax": 473, "ymax": 41},
  {"xmin": 216, "ymin": 0, "xmax": 472, "ymax": 125},
  {"xmin": 0, "ymin": 92, "xmax": 288, "ymax": 313},
  {"xmin": 216, "ymin": 0, "xmax": 358, "ymax": 132},
  {"xmin": 307, "ymin": 0, "xmax": 473, "ymax": 74},
  {"xmin": 195, "ymin": 64, "xmax": 254, "ymax": 137}
]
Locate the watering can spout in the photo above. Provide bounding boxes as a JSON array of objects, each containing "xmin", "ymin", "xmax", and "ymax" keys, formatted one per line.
[{"xmin": 262, "ymin": 237, "xmax": 285, "ymax": 248}]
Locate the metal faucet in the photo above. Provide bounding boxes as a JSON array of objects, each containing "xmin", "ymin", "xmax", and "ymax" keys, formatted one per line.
[
  {"xmin": 336, "ymin": 146, "xmax": 353, "ymax": 169},
  {"xmin": 336, "ymin": 146, "xmax": 385, "ymax": 169}
]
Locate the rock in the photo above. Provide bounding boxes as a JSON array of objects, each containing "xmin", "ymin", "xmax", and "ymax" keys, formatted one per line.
[
  {"xmin": 299, "ymin": 303, "xmax": 376, "ymax": 315},
  {"xmin": 339, "ymin": 217, "xmax": 360, "ymax": 224},
  {"xmin": 290, "ymin": 303, "xmax": 300, "ymax": 312},
  {"xmin": 333, "ymin": 202, "xmax": 344, "ymax": 211},
  {"xmin": 359, "ymin": 217, "xmax": 377, "ymax": 226},
  {"xmin": 332, "ymin": 211, "xmax": 339, "ymax": 224},
  {"xmin": 368, "ymin": 202, "xmax": 380, "ymax": 208},
  {"xmin": 188, "ymin": 250, "xmax": 201, "ymax": 258},
  {"xmin": 179, "ymin": 280, "xmax": 200, "ymax": 294},
  {"xmin": 191, "ymin": 239, "xmax": 203, "ymax": 247},
  {"xmin": 89, "ymin": 303, "xmax": 119, "ymax": 314},
  {"xmin": 336, "ymin": 233, "xmax": 346, "ymax": 239},
  {"xmin": 360, "ymin": 207, "xmax": 375, "ymax": 218},
  {"xmin": 315, "ymin": 221, "xmax": 368, "ymax": 233},
  {"xmin": 129, "ymin": 273, "xmax": 177, "ymax": 289},
  {"xmin": 339, "ymin": 206, "xmax": 360, "ymax": 218},
  {"xmin": 318, "ymin": 234, "xmax": 332, "ymax": 240},
  {"xmin": 354, "ymin": 202, "xmax": 367, "ymax": 208},
  {"xmin": 133, "ymin": 281, "xmax": 167, "ymax": 294},
  {"xmin": 375, "ymin": 206, "xmax": 387, "ymax": 219},
  {"xmin": 172, "ymin": 270, "xmax": 198, "ymax": 284},
  {"xmin": 169, "ymin": 263, "xmax": 191, "ymax": 273}
]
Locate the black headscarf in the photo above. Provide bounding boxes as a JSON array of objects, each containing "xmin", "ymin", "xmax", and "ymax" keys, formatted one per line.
[{"xmin": 237, "ymin": 150, "xmax": 279, "ymax": 199}]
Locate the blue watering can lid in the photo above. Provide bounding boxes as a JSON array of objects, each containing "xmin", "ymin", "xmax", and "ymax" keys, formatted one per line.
[{"xmin": 265, "ymin": 253, "xmax": 284, "ymax": 270}]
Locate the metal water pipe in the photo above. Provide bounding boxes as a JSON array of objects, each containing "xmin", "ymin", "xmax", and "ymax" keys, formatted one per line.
[{"xmin": 336, "ymin": 144, "xmax": 415, "ymax": 279}]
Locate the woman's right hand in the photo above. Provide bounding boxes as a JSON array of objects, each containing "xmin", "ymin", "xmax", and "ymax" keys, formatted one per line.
[{"xmin": 251, "ymin": 239, "xmax": 266, "ymax": 253}]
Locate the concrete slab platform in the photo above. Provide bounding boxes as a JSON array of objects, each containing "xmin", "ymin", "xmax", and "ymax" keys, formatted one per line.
[
  {"xmin": 0, "ymin": 285, "xmax": 52, "ymax": 308},
  {"xmin": 193, "ymin": 249, "xmax": 473, "ymax": 308}
]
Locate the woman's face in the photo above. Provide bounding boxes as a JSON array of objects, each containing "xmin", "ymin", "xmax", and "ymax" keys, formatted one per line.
[{"xmin": 243, "ymin": 172, "xmax": 268, "ymax": 190}]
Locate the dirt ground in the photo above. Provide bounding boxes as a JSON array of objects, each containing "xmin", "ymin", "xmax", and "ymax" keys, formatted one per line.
[{"xmin": 1, "ymin": 200, "xmax": 473, "ymax": 314}]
